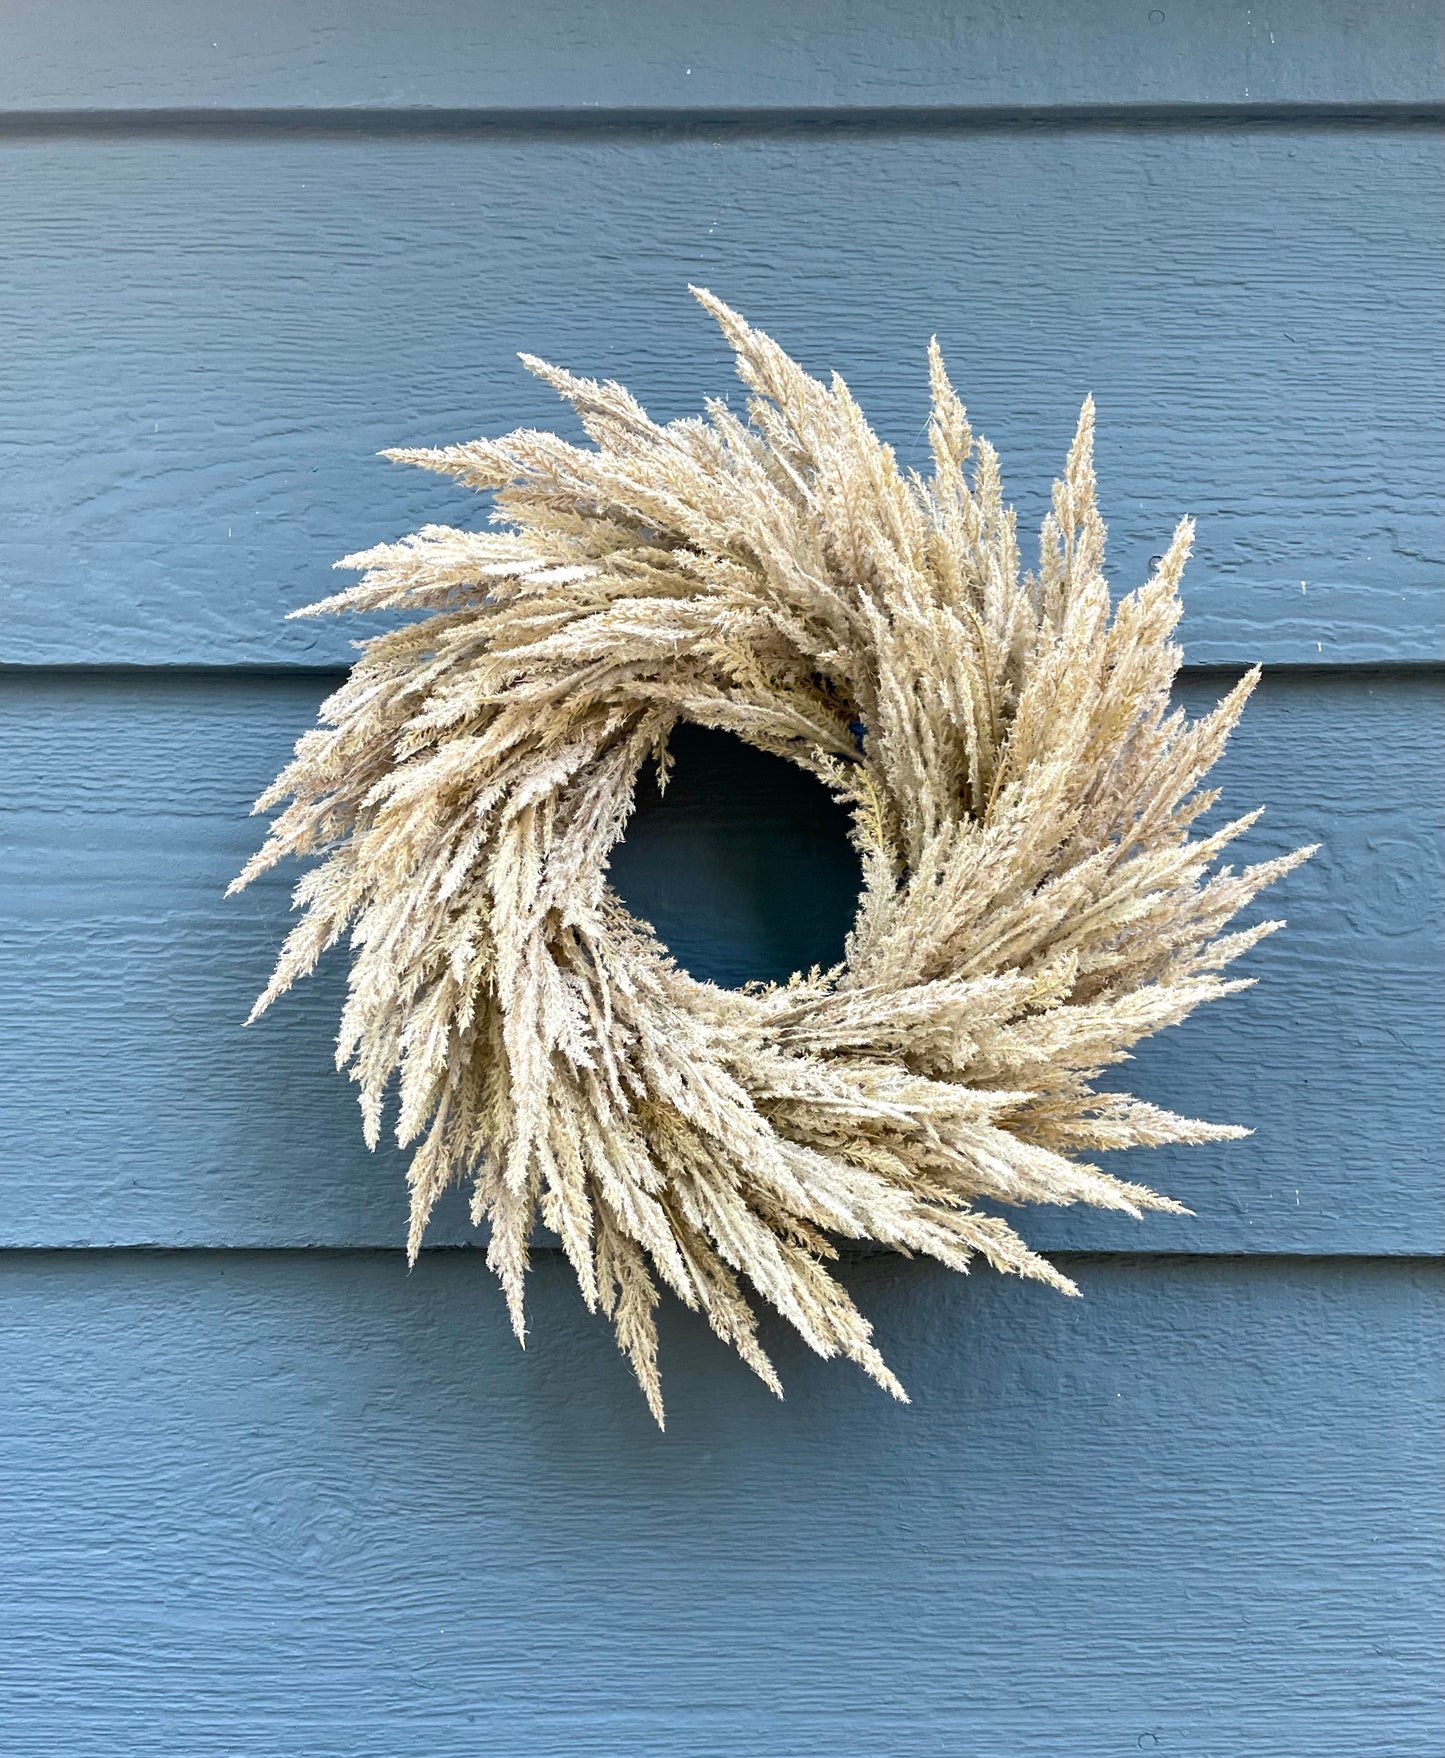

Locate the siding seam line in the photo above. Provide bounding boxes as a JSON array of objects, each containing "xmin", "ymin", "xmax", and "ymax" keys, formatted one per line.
[
  {"xmin": 0, "ymin": 1246, "xmax": 1439, "ymax": 1262},
  {"xmin": 5, "ymin": 661, "xmax": 1440, "ymax": 683},
  {"xmin": 0, "ymin": 102, "xmax": 1441, "ymax": 140}
]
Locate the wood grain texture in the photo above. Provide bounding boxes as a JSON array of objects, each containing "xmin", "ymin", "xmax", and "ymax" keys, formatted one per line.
[
  {"xmin": 3, "ymin": 10, "xmax": 1438, "ymax": 1754},
  {"xmin": 3, "ymin": 0, "xmax": 1440, "ymax": 113},
  {"xmin": 0, "ymin": 126, "xmax": 1439, "ymax": 667},
  {"xmin": 0, "ymin": 1249, "xmax": 1438, "ymax": 1756},
  {"xmin": 0, "ymin": 670, "xmax": 1438, "ymax": 1253}
]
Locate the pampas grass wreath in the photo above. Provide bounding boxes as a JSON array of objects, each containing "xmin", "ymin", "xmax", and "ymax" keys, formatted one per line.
[{"xmin": 233, "ymin": 290, "xmax": 1313, "ymax": 1423}]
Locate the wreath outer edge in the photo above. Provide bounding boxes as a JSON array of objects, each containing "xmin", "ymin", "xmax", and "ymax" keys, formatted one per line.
[{"xmin": 232, "ymin": 289, "xmax": 1314, "ymax": 1424}]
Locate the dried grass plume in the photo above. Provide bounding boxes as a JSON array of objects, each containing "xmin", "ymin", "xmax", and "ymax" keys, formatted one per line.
[{"xmin": 233, "ymin": 290, "xmax": 1313, "ymax": 1423}]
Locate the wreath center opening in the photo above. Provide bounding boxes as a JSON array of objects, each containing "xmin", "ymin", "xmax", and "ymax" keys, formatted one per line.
[{"xmin": 607, "ymin": 723, "xmax": 862, "ymax": 991}]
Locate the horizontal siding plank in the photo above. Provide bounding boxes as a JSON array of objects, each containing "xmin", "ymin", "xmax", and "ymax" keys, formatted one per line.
[
  {"xmin": 0, "ymin": 670, "xmax": 1438, "ymax": 1253},
  {"xmin": 0, "ymin": 1249, "xmax": 1439, "ymax": 1755},
  {"xmin": 0, "ymin": 128, "xmax": 1439, "ymax": 668},
  {"xmin": 4, "ymin": 0, "xmax": 1441, "ymax": 114}
]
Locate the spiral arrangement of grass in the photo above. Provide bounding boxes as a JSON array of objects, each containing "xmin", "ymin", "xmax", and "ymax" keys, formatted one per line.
[{"xmin": 233, "ymin": 290, "xmax": 1311, "ymax": 1423}]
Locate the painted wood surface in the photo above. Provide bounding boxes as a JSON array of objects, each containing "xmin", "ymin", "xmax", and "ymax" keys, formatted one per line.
[
  {"xmin": 4, "ymin": 0, "xmax": 1441, "ymax": 114},
  {"xmin": 4, "ymin": 11, "xmax": 1440, "ymax": 1753},
  {"xmin": 0, "ymin": 1249, "xmax": 1438, "ymax": 1756},
  {"xmin": 1, "ymin": 670, "xmax": 1439, "ymax": 1253},
  {"xmin": 1, "ymin": 125, "xmax": 1440, "ymax": 668}
]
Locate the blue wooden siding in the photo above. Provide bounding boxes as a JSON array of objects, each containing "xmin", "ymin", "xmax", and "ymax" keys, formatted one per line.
[
  {"xmin": 0, "ymin": 1252, "xmax": 1439, "ymax": 1757},
  {"xmin": 3, "ymin": 669, "xmax": 1439, "ymax": 1253},
  {"xmin": 3, "ymin": 126, "xmax": 1440, "ymax": 666},
  {"xmin": 5, "ymin": 0, "xmax": 1441, "ymax": 113},
  {"xmin": 1, "ymin": 5, "xmax": 1440, "ymax": 1753}
]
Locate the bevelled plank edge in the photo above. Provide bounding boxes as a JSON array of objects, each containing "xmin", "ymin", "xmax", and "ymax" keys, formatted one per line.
[
  {"xmin": 4, "ymin": 660, "xmax": 1441, "ymax": 682},
  {"xmin": 0, "ymin": 103, "xmax": 1441, "ymax": 138},
  {"xmin": 0, "ymin": 1245, "xmax": 1437, "ymax": 1261}
]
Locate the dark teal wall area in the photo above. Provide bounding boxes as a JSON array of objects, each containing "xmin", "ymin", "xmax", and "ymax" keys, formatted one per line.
[{"xmin": 610, "ymin": 724, "xmax": 863, "ymax": 988}]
